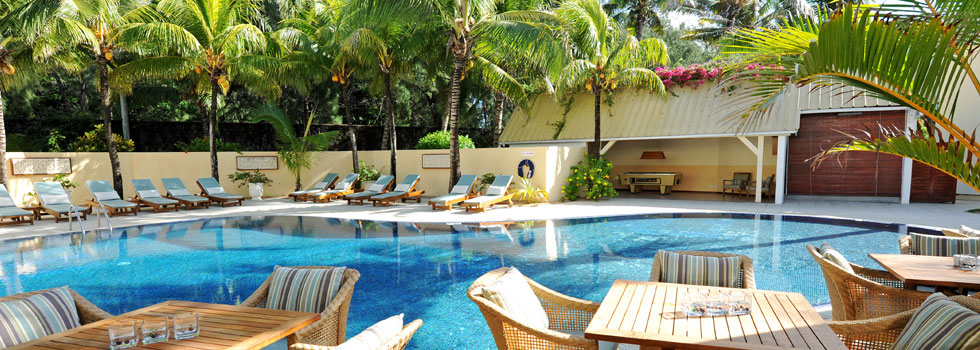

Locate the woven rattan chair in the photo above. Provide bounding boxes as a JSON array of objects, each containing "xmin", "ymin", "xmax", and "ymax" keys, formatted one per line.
[
  {"xmin": 241, "ymin": 266, "xmax": 360, "ymax": 347},
  {"xmin": 289, "ymin": 319, "xmax": 423, "ymax": 350},
  {"xmin": 0, "ymin": 287, "xmax": 113, "ymax": 325},
  {"xmin": 649, "ymin": 250, "xmax": 756, "ymax": 289},
  {"xmin": 806, "ymin": 244, "xmax": 930, "ymax": 321},
  {"xmin": 828, "ymin": 295, "xmax": 980, "ymax": 350},
  {"xmin": 468, "ymin": 267, "xmax": 602, "ymax": 350}
]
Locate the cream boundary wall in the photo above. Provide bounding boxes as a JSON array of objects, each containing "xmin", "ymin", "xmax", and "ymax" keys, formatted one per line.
[
  {"xmin": 603, "ymin": 138, "xmax": 777, "ymax": 192},
  {"xmin": 4, "ymin": 147, "xmax": 586, "ymax": 205}
]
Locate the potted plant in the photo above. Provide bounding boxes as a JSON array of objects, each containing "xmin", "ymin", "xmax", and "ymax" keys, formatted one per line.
[
  {"xmin": 356, "ymin": 160, "xmax": 382, "ymax": 190},
  {"xmin": 227, "ymin": 170, "xmax": 273, "ymax": 200},
  {"xmin": 46, "ymin": 174, "xmax": 79, "ymax": 201}
]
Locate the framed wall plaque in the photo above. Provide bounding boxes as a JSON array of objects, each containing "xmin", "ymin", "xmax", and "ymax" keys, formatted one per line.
[
  {"xmin": 236, "ymin": 156, "xmax": 279, "ymax": 170},
  {"xmin": 10, "ymin": 158, "xmax": 72, "ymax": 175},
  {"xmin": 421, "ymin": 154, "xmax": 451, "ymax": 169}
]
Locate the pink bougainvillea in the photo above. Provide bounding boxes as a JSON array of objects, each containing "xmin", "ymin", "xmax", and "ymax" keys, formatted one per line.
[{"xmin": 654, "ymin": 63, "xmax": 787, "ymax": 90}]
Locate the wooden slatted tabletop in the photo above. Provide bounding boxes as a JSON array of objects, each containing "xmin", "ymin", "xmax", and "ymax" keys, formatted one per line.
[
  {"xmin": 585, "ymin": 280, "xmax": 847, "ymax": 350},
  {"xmin": 868, "ymin": 253, "xmax": 980, "ymax": 290},
  {"xmin": 6, "ymin": 300, "xmax": 320, "ymax": 350}
]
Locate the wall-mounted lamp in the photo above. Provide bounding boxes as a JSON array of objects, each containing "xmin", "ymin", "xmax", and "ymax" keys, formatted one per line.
[{"xmin": 640, "ymin": 151, "xmax": 666, "ymax": 159}]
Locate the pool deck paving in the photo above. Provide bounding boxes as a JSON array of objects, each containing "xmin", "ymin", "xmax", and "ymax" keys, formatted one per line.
[{"xmin": 3, "ymin": 195, "xmax": 980, "ymax": 241}]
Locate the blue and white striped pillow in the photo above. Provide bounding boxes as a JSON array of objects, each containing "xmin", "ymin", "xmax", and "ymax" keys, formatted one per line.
[
  {"xmin": 909, "ymin": 233, "xmax": 980, "ymax": 256},
  {"xmin": 892, "ymin": 293, "xmax": 980, "ymax": 349},
  {"xmin": 658, "ymin": 251, "xmax": 741, "ymax": 288},
  {"xmin": 0, "ymin": 287, "xmax": 81, "ymax": 347},
  {"xmin": 265, "ymin": 266, "xmax": 347, "ymax": 314}
]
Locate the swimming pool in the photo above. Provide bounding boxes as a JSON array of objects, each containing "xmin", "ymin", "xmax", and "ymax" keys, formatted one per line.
[{"xmin": 0, "ymin": 214, "xmax": 931, "ymax": 349}]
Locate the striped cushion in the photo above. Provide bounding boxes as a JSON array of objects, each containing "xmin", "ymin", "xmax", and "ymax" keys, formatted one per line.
[
  {"xmin": 0, "ymin": 287, "xmax": 81, "ymax": 347},
  {"xmin": 658, "ymin": 251, "xmax": 741, "ymax": 288},
  {"xmin": 265, "ymin": 266, "xmax": 347, "ymax": 313},
  {"xmin": 909, "ymin": 233, "xmax": 980, "ymax": 256},
  {"xmin": 892, "ymin": 293, "xmax": 980, "ymax": 350},
  {"xmin": 961, "ymin": 226, "xmax": 980, "ymax": 238},
  {"xmin": 481, "ymin": 267, "xmax": 549, "ymax": 330}
]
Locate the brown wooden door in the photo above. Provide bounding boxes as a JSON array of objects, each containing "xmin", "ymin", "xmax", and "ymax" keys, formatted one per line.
[
  {"xmin": 911, "ymin": 162, "xmax": 957, "ymax": 203},
  {"xmin": 787, "ymin": 111, "xmax": 905, "ymax": 197}
]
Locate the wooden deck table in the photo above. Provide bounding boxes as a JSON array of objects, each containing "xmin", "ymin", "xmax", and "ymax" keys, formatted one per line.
[
  {"xmin": 869, "ymin": 253, "xmax": 980, "ymax": 291},
  {"xmin": 6, "ymin": 300, "xmax": 320, "ymax": 350},
  {"xmin": 585, "ymin": 280, "xmax": 846, "ymax": 350}
]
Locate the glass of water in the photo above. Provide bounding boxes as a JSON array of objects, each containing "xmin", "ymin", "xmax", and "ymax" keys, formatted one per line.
[
  {"xmin": 108, "ymin": 320, "xmax": 138, "ymax": 350},
  {"xmin": 141, "ymin": 317, "xmax": 170, "ymax": 344},
  {"xmin": 706, "ymin": 292, "xmax": 730, "ymax": 316},
  {"xmin": 729, "ymin": 291, "xmax": 753, "ymax": 315},
  {"xmin": 173, "ymin": 312, "xmax": 200, "ymax": 340}
]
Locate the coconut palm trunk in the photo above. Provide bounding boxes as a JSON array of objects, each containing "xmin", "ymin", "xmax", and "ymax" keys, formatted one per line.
[
  {"xmin": 342, "ymin": 81, "xmax": 359, "ymax": 173},
  {"xmin": 209, "ymin": 78, "xmax": 220, "ymax": 180},
  {"xmin": 383, "ymin": 72, "xmax": 397, "ymax": 179},
  {"xmin": 492, "ymin": 92, "xmax": 504, "ymax": 147},
  {"xmin": 448, "ymin": 55, "xmax": 465, "ymax": 187},
  {"xmin": 590, "ymin": 79, "xmax": 601, "ymax": 158},
  {"xmin": 634, "ymin": 0, "xmax": 648, "ymax": 39},
  {"xmin": 0, "ymin": 89, "xmax": 6, "ymax": 186},
  {"xmin": 98, "ymin": 56, "xmax": 124, "ymax": 196}
]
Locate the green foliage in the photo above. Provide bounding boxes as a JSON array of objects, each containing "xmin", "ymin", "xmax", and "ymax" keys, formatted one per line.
[
  {"xmin": 174, "ymin": 138, "xmax": 243, "ymax": 152},
  {"xmin": 562, "ymin": 156, "xmax": 618, "ymax": 201},
  {"xmin": 358, "ymin": 160, "xmax": 382, "ymax": 183},
  {"xmin": 69, "ymin": 124, "xmax": 135, "ymax": 152},
  {"xmin": 513, "ymin": 176, "xmax": 549, "ymax": 204},
  {"xmin": 251, "ymin": 105, "xmax": 338, "ymax": 188},
  {"xmin": 476, "ymin": 173, "xmax": 495, "ymax": 194},
  {"xmin": 227, "ymin": 170, "xmax": 273, "ymax": 187},
  {"xmin": 45, "ymin": 174, "xmax": 78, "ymax": 190},
  {"xmin": 415, "ymin": 131, "xmax": 475, "ymax": 149}
]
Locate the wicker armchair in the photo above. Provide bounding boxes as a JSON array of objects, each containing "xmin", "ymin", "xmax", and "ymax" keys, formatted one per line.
[
  {"xmin": 241, "ymin": 266, "xmax": 361, "ymax": 347},
  {"xmin": 468, "ymin": 267, "xmax": 602, "ymax": 350},
  {"xmin": 289, "ymin": 319, "xmax": 423, "ymax": 350},
  {"xmin": 0, "ymin": 287, "xmax": 112, "ymax": 325},
  {"xmin": 806, "ymin": 244, "xmax": 930, "ymax": 321},
  {"xmin": 828, "ymin": 295, "xmax": 980, "ymax": 350},
  {"xmin": 649, "ymin": 250, "xmax": 756, "ymax": 289}
]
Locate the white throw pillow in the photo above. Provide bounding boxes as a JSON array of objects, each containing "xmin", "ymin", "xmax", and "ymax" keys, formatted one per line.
[
  {"xmin": 818, "ymin": 243, "xmax": 834, "ymax": 255},
  {"xmin": 451, "ymin": 185, "xmax": 469, "ymax": 194},
  {"xmin": 822, "ymin": 249, "xmax": 855, "ymax": 274},
  {"xmin": 332, "ymin": 314, "xmax": 404, "ymax": 350},
  {"xmin": 481, "ymin": 267, "xmax": 549, "ymax": 330},
  {"xmin": 962, "ymin": 225, "xmax": 980, "ymax": 238}
]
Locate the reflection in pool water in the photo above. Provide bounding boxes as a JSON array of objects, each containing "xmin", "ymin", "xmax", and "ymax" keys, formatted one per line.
[{"xmin": 0, "ymin": 214, "xmax": 928, "ymax": 349}]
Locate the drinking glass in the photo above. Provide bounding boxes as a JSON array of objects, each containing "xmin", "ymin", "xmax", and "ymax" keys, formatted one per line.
[
  {"xmin": 955, "ymin": 254, "xmax": 967, "ymax": 269},
  {"xmin": 964, "ymin": 255, "xmax": 979, "ymax": 271},
  {"xmin": 682, "ymin": 291, "xmax": 707, "ymax": 317},
  {"xmin": 108, "ymin": 321, "xmax": 138, "ymax": 350},
  {"xmin": 141, "ymin": 317, "xmax": 170, "ymax": 344},
  {"xmin": 706, "ymin": 292, "xmax": 729, "ymax": 316},
  {"xmin": 729, "ymin": 291, "xmax": 753, "ymax": 315},
  {"xmin": 173, "ymin": 312, "xmax": 200, "ymax": 340}
]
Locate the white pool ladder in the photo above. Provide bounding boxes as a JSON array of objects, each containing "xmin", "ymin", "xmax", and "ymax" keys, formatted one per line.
[{"xmin": 68, "ymin": 203, "xmax": 113, "ymax": 233}]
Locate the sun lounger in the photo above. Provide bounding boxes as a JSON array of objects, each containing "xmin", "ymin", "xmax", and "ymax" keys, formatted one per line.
[
  {"xmin": 370, "ymin": 174, "xmax": 425, "ymax": 207},
  {"xmin": 85, "ymin": 180, "xmax": 140, "ymax": 217},
  {"xmin": 160, "ymin": 178, "xmax": 211, "ymax": 209},
  {"xmin": 461, "ymin": 175, "xmax": 515, "ymax": 212},
  {"xmin": 428, "ymin": 174, "xmax": 479, "ymax": 210},
  {"xmin": 196, "ymin": 177, "xmax": 244, "ymax": 207},
  {"xmin": 345, "ymin": 175, "xmax": 395, "ymax": 205},
  {"xmin": 313, "ymin": 173, "xmax": 360, "ymax": 203},
  {"xmin": 287, "ymin": 173, "xmax": 339, "ymax": 201},
  {"xmin": 34, "ymin": 182, "xmax": 88, "ymax": 222},
  {"xmin": 130, "ymin": 179, "xmax": 180, "ymax": 213},
  {"xmin": 0, "ymin": 184, "xmax": 33, "ymax": 226}
]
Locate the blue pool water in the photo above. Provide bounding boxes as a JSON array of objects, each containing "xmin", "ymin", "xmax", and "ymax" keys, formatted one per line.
[{"xmin": 0, "ymin": 214, "xmax": 931, "ymax": 349}]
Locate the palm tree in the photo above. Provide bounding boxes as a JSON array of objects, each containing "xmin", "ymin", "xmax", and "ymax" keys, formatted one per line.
[
  {"xmin": 444, "ymin": 0, "xmax": 544, "ymax": 184},
  {"xmin": 276, "ymin": 1, "xmax": 362, "ymax": 174},
  {"xmin": 602, "ymin": 0, "xmax": 698, "ymax": 39},
  {"xmin": 111, "ymin": 0, "xmax": 279, "ymax": 180},
  {"xmin": 9, "ymin": 0, "xmax": 153, "ymax": 195},
  {"xmin": 335, "ymin": 0, "xmax": 439, "ymax": 180},
  {"xmin": 252, "ymin": 105, "xmax": 337, "ymax": 190},
  {"xmin": 549, "ymin": 0, "xmax": 670, "ymax": 158},
  {"xmin": 719, "ymin": 2, "xmax": 980, "ymax": 193},
  {"xmin": 0, "ymin": 28, "xmax": 37, "ymax": 187},
  {"xmin": 686, "ymin": 0, "xmax": 814, "ymax": 43}
]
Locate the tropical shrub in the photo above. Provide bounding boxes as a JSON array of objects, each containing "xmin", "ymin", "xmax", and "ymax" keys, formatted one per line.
[
  {"xmin": 562, "ymin": 156, "xmax": 618, "ymax": 201},
  {"xmin": 358, "ymin": 160, "xmax": 382, "ymax": 183},
  {"xmin": 476, "ymin": 173, "xmax": 495, "ymax": 194},
  {"xmin": 227, "ymin": 170, "xmax": 273, "ymax": 188},
  {"xmin": 46, "ymin": 174, "xmax": 78, "ymax": 190},
  {"xmin": 513, "ymin": 176, "xmax": 549, "ymax": 204},
  {"xmin": 69, "ymin": 124, "xmax": 135, "ymax": 152},
  {"xmin": 175, "ymin": 138, "xmax": 242, "ymax": 152},
  {"xmin": 655, "ymin": 64, "xmax": 724, "ymax": 89},
  {"xmin": 415, "ymin": 131, "xmax": 475, "ymax": 149}
]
